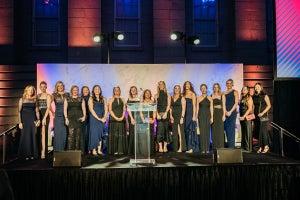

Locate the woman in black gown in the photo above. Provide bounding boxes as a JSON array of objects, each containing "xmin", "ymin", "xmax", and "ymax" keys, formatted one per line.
[
  {"xmin": 252, "ymin": 83, "xmax": 271, "ymax": 153},
  {"xmin": 37, "ymin": 81, "xmax": 52, "ymax": 159},
  {"xmin": 64, "ymin": 85, "xmax": 86, "ymax": 151},
  {"xmin": 211, "ymin": 83, "xmax": 225, "ymax": 149},
  {"xmin": 170, "ymin": 85, "xmax": 187, "ymax": 152},
  {"xmin": 239, "ymin": 86, "xmax": 254, "ymax": 152},
  {"xmin": 81, "ymin": 86, "xmax": 90, "ymax": 154},
  {"xmin": 18, "ymin": 85, "xmax": 40, "ymax": 160},
  {"xmin": 154, "ymin": 81, "xmax": 171, "ymax": 153},
  {"xmin": 108, "ymin": 86, "xmax": 127, "ymax": 155},
  {"xmin": 197, "ymin": 84, "xmax": 213, "ymax": 153}
]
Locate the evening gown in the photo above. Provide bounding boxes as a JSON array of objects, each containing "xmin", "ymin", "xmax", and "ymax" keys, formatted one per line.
[
  {"xmin": 53, "ymin": 93, "xmax": 69, "ymax": 151},
  {"xmin": 18, "ymin": 99, "xmax": 39, "ymax": 160},
  {"xmin": 37, "ymin": 96, "xmax": 50, "ymax": 157},
  {"xmin": 82, "ymin": 95, "xmax": 90, "ymax": 154},
  {"xmin": 198, "ymin": 97, "xmax": 211, "ymax": 153},
  {"xmin": 156, "ymin": 91, "xmax": 170, "ymax": 143},
  {"xmin": 239, "ymin": 96, "xmax": 252, "ymax": 152},
  {"xmin": 108, "ymin": 98, "xmax": 127, "ymax": 154},
  {"xmin": 224, "ymin": 90, "xmax": 237, "ymax": 148},
  {"xmin": 127, "ymin": 99, "xmax": 140, "ymax": 155},
  {"xmin": 211, "ymin": 96, "xmax": 224, "ymax": 149},
  {"xmin": 89, "ymin": 99, "xmax": 105, "ymax": 152},
  {"xmin": 66, "ymin": 97, "xmax": 83, "ymax": 151},
  {"xmin": 171, "ymin": 96, "xmax": 187, "ymax": 152},
  {"xmin": 185, "ymin": 98, "xmax": 199, "ymax": 152},
  {"xmin": 253, "ymin": 94, "xmax": 269, "ymax": 147}
]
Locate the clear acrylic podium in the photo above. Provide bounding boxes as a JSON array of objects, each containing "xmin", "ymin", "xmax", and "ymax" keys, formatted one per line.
[{"xmin": 127, "ymin": 102, "xmax": 156, "ymax": 166}]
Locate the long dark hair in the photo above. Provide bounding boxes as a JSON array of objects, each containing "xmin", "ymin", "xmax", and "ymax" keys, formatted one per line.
[
  {"xmin": 92, "ymin": 85, "xmax": 104, "ymax": 103},
  {"xmin": 182, "ymin": 81, "xmax": 196, "ymax": 96}
]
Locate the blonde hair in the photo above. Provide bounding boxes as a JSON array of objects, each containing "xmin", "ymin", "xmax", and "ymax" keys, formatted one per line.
[
  {"xmin": 213, "ymin": 83, "xmax": 221, "ymax": 94},
  {"xmin": 22, "ymin": 85, "xmax": 37, "ymax": 100},
  {"xmin": 156, "ymin": 81, "xmax": 167, "ymax": 98},
  {"xmin": 173, "ymin": 85, "xmax": 182, "ymax": 96},
  {"xmin": 54, "ymin": 81, "xmax": 65, "ymax": 93},
  {"xmin": 70, "ymin": 85, "xmax": 79, "ymax": 95}
]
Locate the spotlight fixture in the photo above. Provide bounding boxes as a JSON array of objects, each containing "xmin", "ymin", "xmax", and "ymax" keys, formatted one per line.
[
  {"xmin": 112, "ymin": 31, "xmax": 125, "ymax": 41},
  {"xmin": 170, "ymin": 31, "xmax": 200, "ymax": 45},
  {"xmin": 93, "ymin": 34, "xmax": 105, "ymax": 43},
  {"xmin": 93, "ymin": 32, "xmax": 125, "ymax": 43},
  {"xmin": 92, "ymin": 31, "xmax": 125, "ymax": 64},
  {"xmin": 170, "ymin": 31, "xmax": 185, "ymax": 41},
  {"xmin": 187, "ymin": 36, "xmax": 200, "ymax": 45}
]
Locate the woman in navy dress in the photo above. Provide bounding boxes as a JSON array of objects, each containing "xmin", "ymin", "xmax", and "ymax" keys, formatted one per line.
[
  {"xmin": 88, "ymin": 85, "xmax": 107, "ymax": 155},
  {"xmin": 64, "ymin": 85, "xmax": 86, "ymax": 151},
  {"xmin": 197, "ymin": 84, "xmax": 213, "ymax": 153},
  {"xmin": 182, "ymin": 81, "xmax": 199, "ymax": 153},
  {"xmin": 52, "ymin": 81, "xmax": 69, "ymax": 151},
  {"xmin": 108, "ymin": 86, "xmax": 127, "ymax": 155},
  {"xmin": 223, "ymin": 79, "xmax": 239, "ymax": 148},
  {"xmin": 154, "ymin": 81, "xmax": 171, "ymax": 153},
  {"xmin": 37, "ymin": 81, "xmax": 52, "ymax": 159},
  {"xmin": 81, "ymin": 86, "xmax": 90, "ymax": 154},
  {"xmin": 170, "ymin": 85, "xmax": 187, "ymax": 152},
  {"xmin": 18, "ymin": 85, "xmax": 40, "ymax": 160}
]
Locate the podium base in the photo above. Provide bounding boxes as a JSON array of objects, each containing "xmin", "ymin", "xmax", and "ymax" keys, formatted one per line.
[{"xmin": 130, "ymin": 158, "xmax": 156, "ymax": 167}]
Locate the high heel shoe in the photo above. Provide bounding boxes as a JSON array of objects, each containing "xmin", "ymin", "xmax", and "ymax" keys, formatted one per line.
[
  {"xmin": 186, "ymin": 149, "xmax": 193, "ymax": 153},
  {"xmin": 261, "ymin": 146, "xmax": 270, "ymax": 154},
  {"xmin": 257, "ymin": 147, "xmax": 262, "ymax": 153},
  {"xmin": 92, "ymin": 150, "xmax": 98, "ymax": 156}
]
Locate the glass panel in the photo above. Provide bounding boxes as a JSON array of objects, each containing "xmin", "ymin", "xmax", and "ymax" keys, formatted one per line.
[{"xmin": 127, "ymin": 103, "xmax": 156, "ymax": 166}]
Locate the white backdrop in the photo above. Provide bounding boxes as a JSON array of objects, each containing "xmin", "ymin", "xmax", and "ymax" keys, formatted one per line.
[
  {"xmin": 37, "ymin": 63, "xmax": 243, "ymax": 98},
  {"xmin": 37, "ymin": 63, "xmax": 243, "ymax": 145}
]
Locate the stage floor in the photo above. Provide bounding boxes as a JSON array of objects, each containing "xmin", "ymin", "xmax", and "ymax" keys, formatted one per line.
[
  {"xmin": 2, "ymin": 151, "xmax": 300, "ymax": 170},
  {"xmin": 1, "ymin": 151, "xmax": 300, "ymax": 200}
]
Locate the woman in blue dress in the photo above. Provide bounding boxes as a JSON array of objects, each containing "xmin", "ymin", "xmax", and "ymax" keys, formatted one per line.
[
  {"xmin": 182, "ymin": 81, "xmax": 199, "ymax": 153},
  {"xmin": 88, "ymin": 85, "xmax": 107, "ymax": 155},
  {"xmin": 18, "ymin": 85, "xmax": 40, "ymax": 160},
  {"xmin": 223, "ymin": 79, "xmax": 239, "ymax": 148},
  {"xmin": 52, "ymin": 81, "xmax": 69, "ymax": 151}
]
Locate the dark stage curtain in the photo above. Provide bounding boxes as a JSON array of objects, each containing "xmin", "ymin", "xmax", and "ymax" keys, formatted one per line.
[
  {"xmin": 6, "ymin": 165, "xmax": 300, "ymax": 200},
  {"xmin": 273, "ymin": 80, "xmax": 300, "ymax": 159}
]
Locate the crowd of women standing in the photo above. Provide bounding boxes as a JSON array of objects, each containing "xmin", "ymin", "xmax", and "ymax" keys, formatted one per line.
[{"xmin": 17, "ymin": 79, "xmax": 271, "ymax": 160}]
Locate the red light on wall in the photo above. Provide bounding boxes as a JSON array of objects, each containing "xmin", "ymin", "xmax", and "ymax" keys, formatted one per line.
[{"xmin": 0, "ymin": 5, "xmax": 14, "ymax": 45}]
